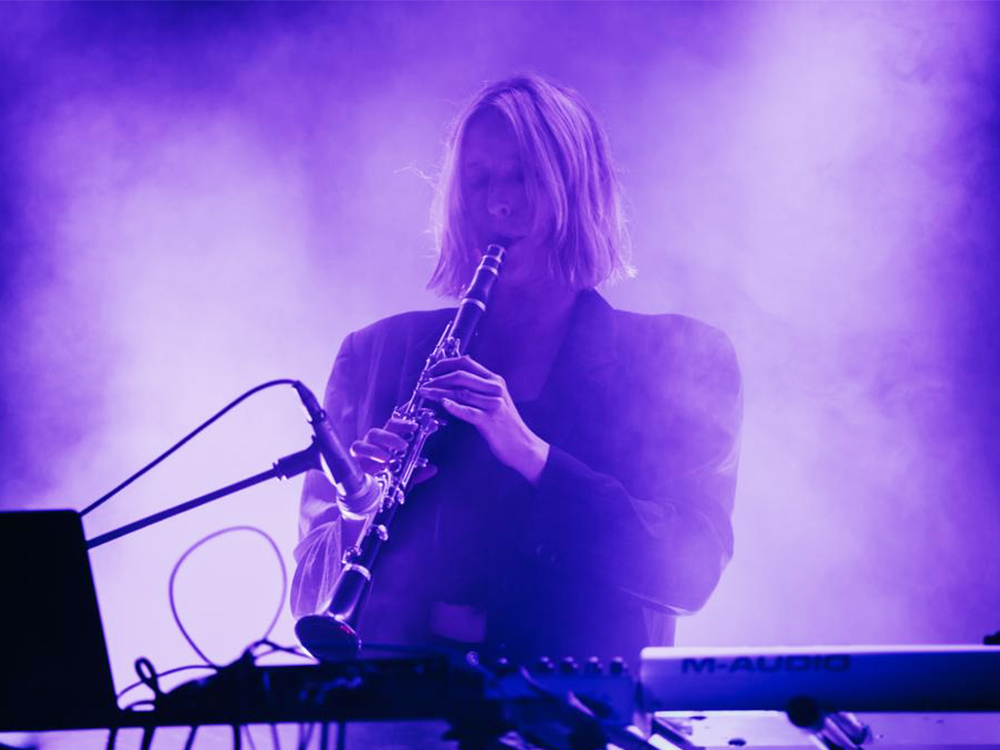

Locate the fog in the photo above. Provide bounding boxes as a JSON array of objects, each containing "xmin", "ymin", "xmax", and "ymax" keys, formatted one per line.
[{"xmin": 1, "ymin": 1, "xmax": 997, "ymax": 723}]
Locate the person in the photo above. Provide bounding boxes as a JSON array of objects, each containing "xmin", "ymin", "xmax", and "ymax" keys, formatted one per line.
[{"xmin": 290, "ymin": 74, "xmax": 742, "ymax": 674}]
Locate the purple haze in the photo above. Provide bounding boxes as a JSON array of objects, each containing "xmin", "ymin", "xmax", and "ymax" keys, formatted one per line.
[{"xmin": 0, "ymin": 1, "xmax": 998, "ymax": 733}]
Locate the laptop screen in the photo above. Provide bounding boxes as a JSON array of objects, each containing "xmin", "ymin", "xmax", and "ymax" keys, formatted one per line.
[{"xmin": 0, "ymin": 510, "xmax": 119, "ymax": 730}]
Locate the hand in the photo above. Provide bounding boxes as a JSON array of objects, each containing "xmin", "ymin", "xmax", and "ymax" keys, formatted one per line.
[
  {"xmin": 350, "ymin": 417, "xmax": 438, "ymax": 484},
  {"xmin": 418, "ymin": 355, "xmax": 549, "ymax": 485}
]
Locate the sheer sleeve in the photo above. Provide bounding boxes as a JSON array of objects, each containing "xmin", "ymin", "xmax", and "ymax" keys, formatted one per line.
[{"xmin": 289, "ymin": 332, "xmax": 367, "ymax": 618}]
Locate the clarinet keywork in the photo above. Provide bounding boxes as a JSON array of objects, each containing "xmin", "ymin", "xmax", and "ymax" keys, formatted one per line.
[{"xmin": 294, "ymin": 243, "xmax": 506, "ymax": 659}]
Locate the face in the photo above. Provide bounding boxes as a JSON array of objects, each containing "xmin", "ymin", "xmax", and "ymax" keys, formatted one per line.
[{"xmin": 459, "ymin": 108, "xmax": 551, "ymax": 284}]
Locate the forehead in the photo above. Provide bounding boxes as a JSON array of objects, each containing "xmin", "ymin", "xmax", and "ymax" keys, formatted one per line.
[{"xmin": 460, "ymin": 108, "xmax": 520, "ymax": 165}]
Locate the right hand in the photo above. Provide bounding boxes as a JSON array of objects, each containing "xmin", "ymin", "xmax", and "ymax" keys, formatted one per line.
[{"xmin": 350, "ymin": 417, "xmax": 438, "ymax": 484}]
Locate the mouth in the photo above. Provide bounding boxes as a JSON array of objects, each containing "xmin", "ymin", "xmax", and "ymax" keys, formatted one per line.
[{"xmin": 486, "ymin": 218, "xmax": 527, "ymax": 245}]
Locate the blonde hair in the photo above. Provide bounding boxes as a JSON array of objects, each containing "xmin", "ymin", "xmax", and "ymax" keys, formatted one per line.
[{"xmin": 429, "ymin": 74, "xmax": 633, "ymax": 297}]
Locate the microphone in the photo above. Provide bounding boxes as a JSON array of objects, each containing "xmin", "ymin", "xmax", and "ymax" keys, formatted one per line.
[{"xmin": 293, "ymin": 382, "xmax": 382, "ymax": 519}]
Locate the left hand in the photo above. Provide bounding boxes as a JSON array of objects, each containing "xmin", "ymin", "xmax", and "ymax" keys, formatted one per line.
[{"xmin": 418, "ymin": 355, "xmax": 549, "ymax": 485}]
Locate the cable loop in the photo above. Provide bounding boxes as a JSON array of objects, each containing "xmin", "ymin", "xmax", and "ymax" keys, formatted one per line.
[
  {"xmin": 134, "ymin": 656, "xmax": 163, "ymax": 698},
  {"xmin": 169, "ymin": 525, "xmax": 288, "ymax": 666}
]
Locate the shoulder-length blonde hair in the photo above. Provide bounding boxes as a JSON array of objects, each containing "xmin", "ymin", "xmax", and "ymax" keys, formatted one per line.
[{"xmin": 429, "ymin": 74, "xmax": 633, "ymax": 297}]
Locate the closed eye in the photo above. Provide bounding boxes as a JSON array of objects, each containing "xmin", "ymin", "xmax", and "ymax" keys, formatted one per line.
[{"xmin": 463, "ymin": 168, "xmax": 488, "ymax": 189}]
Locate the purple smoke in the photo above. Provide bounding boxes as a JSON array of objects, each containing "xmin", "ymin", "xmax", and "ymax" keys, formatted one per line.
[{"xmin": 0, "ymin": 4, "xmax": 997, "ymax": 728}]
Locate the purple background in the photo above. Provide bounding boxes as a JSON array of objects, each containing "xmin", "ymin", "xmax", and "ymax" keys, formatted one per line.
[{"xmin": 1, "ymin": 0, "xmax": 999, "ymax": 720}]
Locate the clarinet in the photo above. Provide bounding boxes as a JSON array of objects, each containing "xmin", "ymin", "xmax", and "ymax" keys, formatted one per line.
[{"xmin": 295, "ymin": 243, "xmax": 506, "ymax": 659}]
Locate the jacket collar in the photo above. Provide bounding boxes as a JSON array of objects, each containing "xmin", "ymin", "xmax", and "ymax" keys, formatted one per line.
[
  {"xmin": 552, "ymin": 289, "xmax": 618, "ymax": 378},
  {"xmin": 537, "ymin": 289, "xmax": 619, "ymax": 444}
]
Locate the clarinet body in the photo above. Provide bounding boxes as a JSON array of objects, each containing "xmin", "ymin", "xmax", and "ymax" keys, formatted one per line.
[{"xmin": 295, "ymin": 243, "xmax": 506, "ymax": 659}]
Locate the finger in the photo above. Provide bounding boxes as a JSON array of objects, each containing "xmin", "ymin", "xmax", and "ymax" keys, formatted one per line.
[
  {"xmin": 356, "ymin": 455, "xmax": 386, "ymax": 476},
  {"xmin": 427, "ymin": 355, "xmax": 496, "ymax": 380},
  {"xmin": 420, "ymin": 386, "xmax": 500, "ymax": 412},
  {"xmin": 439, "ymin": 397, "xmax": 484, "ymax": 425},
  {"xmin": 384, "ymin": 418, "xmax": 416, "ymax": 438},
  {"xmin": 422, "ymin": 370, "xmax": 502, "ymax": 396},
  {"xmin": 350, "ymin": 439, "xmax": 393, "ymax": 463},
  {"xmin": 364, "ymin": 427, "xmax": 409, "ymax": 452}
]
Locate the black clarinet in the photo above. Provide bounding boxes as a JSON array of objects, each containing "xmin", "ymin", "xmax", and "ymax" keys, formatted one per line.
[{"xmin": 295, "ymin": 243, "xmax": 506, "ymax": 659}]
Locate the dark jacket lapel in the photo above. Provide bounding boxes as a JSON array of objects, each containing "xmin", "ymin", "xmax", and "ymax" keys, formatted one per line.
[{"xmin": 535, "ymin": 290, "xmax": 620, "ymax": 449}]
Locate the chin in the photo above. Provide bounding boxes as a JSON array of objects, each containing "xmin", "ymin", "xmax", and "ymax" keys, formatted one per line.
[
  {"xmin": 502, "ymin": 265, "xmax": 558, "ymax": 291},
  {"xmin": 482, "ymin": 235, "xmax": 522, "ymax": 251}
]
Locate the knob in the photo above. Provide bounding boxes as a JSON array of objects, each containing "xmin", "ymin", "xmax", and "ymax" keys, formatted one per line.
[
  {"xmin": 559, "ymin": 657, "xmax": 579, "ymax": 674},
  {"xmin": 584, "ymin": 656, "xmax": 603, "ymax": 674},
  {"xmin": 536, "ymin": 656, "xmax": 555, "ymax": 673},
  {"xmin": 494, "ymin": 657, "xmax": 515, "ymax": 676},
  {"xmin": 609, "ymin": 657, "xmax": 627, "ymax": 676}
]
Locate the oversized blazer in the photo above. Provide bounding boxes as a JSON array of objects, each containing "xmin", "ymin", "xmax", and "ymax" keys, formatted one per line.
[{"xmin": 291, "ymin": 290, "xmax": 742, "ymax": 665}]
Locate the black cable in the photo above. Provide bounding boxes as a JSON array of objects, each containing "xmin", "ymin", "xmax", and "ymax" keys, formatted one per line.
[
  {"xmin": 134, "ymin": 657, "xmax": 165, "ymax": 700},
  {"xmin": 168, "ymin": 526, "xmax": 288, "ymax": 666},
  {"xmin": 242, "ymin": 725, "xmax": 259, "ymax": 750},
  {"xmin": 80, "ymin": 379, "xmax": 301, "ymax": 517},
  {"xmin": 105, "ymin": 726, "xmax": 119, "ymax": 750},
  {"xmin": 297, "ymin": 723, "xmax": 315, "ymax": 750},
  {"xmin": 232, "ymin": 725, "xmax": 242, "ymax": 750},
  {"xmin": 270, "ymin": 724, "xmax": 281, "ymax": 750},
  {"xmin": 249, "ymin": 639, "xmax": 314, "ymax": 662},
  {"xmin": 117, "ymin": 664, "xmax": 219, "ymax": 702},
  {"xmin": 183, "ymin": 727, "xmax": 199, "ymax": 750},
  {"xmin": 140, "ymin": 726, "xmax": 155, "ymax": 750},
  {"xmin": 122, "ymin": 656, "xmax": 166, "ymax": 712}
]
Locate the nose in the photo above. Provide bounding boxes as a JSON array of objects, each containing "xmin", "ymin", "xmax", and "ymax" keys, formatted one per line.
[
  {"xmin": 489, "ymin": 202, "xmax": 511, "ymax": 220},
  {"xmin": 487, "ymin": 182, "xmax": 512, "ymax": 221}
]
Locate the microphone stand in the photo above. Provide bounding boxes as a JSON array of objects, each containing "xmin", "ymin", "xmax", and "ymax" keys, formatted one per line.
[{"xmin": 86, "ymin": 443, "xmax": 321, "ymax": 549}]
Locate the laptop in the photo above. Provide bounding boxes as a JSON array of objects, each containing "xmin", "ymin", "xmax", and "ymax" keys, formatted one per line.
[{"xmin": 0, "ymin": 510, "xmax": 120, "ymax": 730}]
